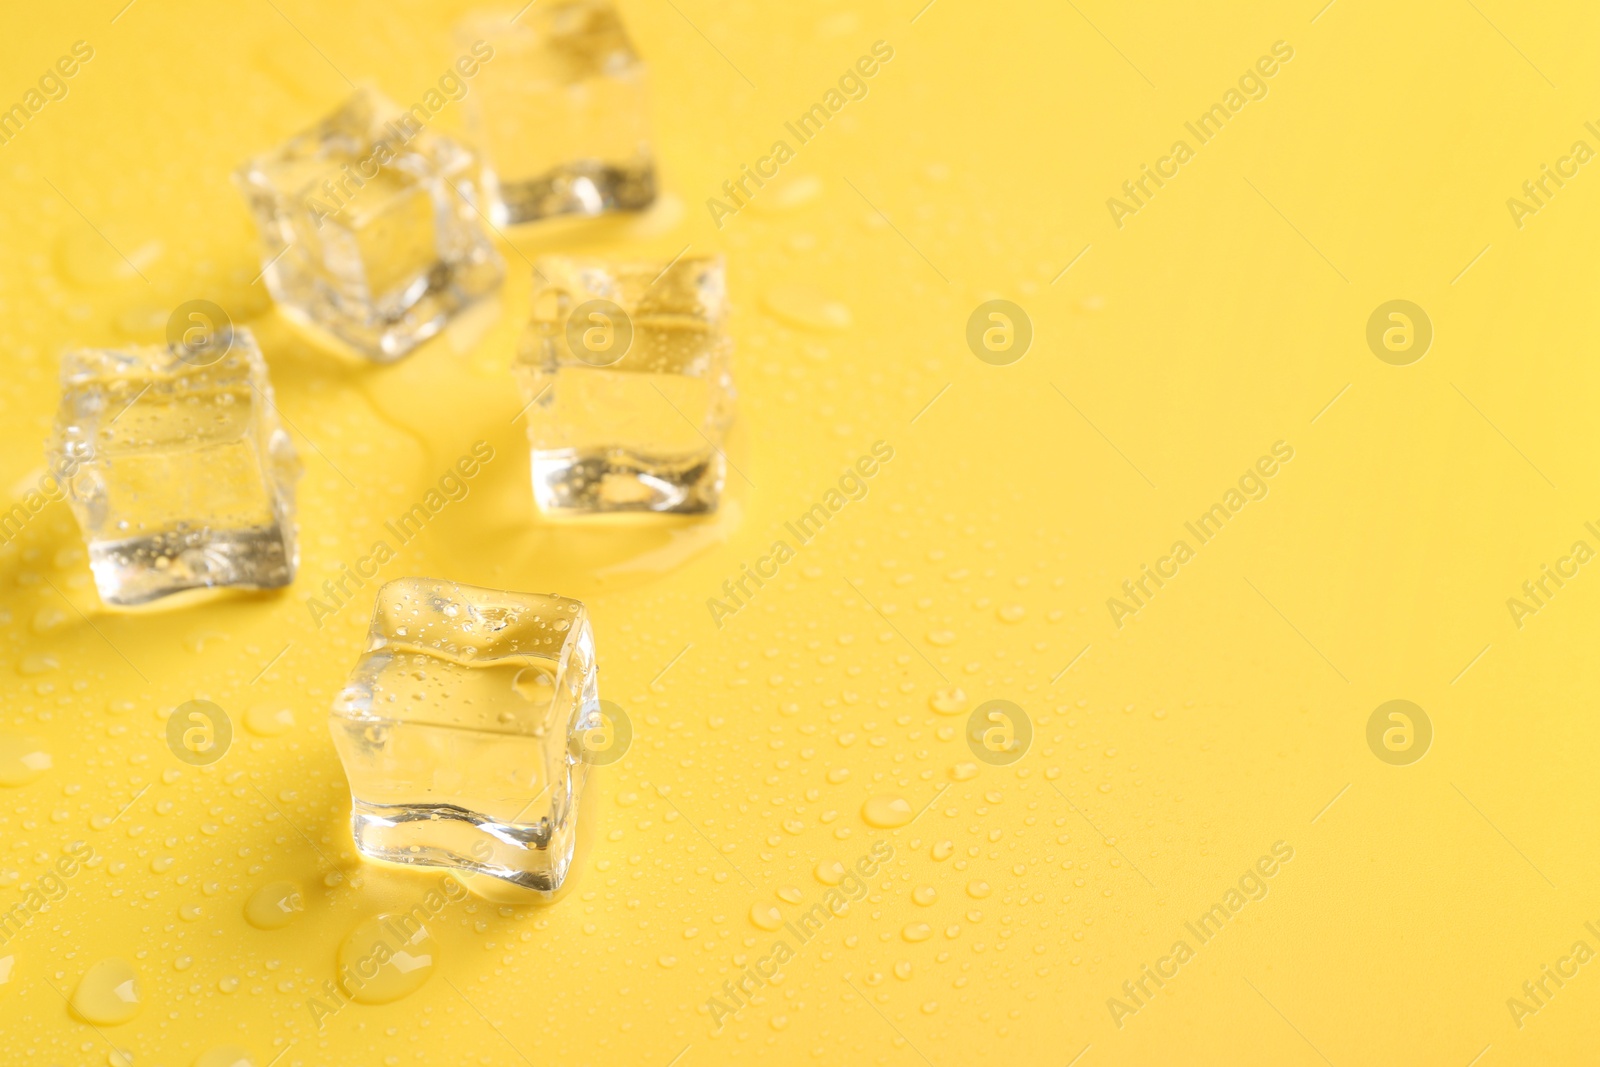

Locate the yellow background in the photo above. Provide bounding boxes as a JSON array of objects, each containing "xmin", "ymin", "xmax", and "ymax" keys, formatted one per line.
[{"xmin": 1, "ymin": 0, "xmax": 1597, "ymax": 1063}]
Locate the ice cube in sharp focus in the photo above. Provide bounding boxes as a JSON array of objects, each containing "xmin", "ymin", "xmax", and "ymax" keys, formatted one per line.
[
  {"xmin": 330, "ymin": 578, "xmax": 600, "ymax": 895},
  {"xmin": 47, "ymin": 329, "xmax": 302, "ymax": 607},
  {"xmin": 459, "ymin": 1, "xmax": 656, "ymax": 226},
  {"xmin": 515, "ymin": 254, "xmax": 735, "ymax": 515},
  {"xmin": 234, "ymin": 88, "xmax": 504, "ymax": 361}
]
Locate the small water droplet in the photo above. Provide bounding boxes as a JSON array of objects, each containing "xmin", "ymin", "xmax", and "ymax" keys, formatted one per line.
[
  {"xmin": 762, "ymin": 283, "xmax": 852, "ymax": 332},
  {"xmin": 336, "ymin": 914, "xmax": 437, "ymax": 1004},
  {"xmin": 244, "ymin": 881, "xmax": 303, "ymax": 930},
  {"xmin": 194, "ymin": 1047, "xmax": 256, "ymax": 1067},
  {"xmin": 861, "ymin": 796, "xmax": 913, "ymax": 828},
  {"xmin": 71, "ymin": 958, "xmax": 140, "ymax": 1024},
  {"xmin": 814, "ymin": 860, "xmax": 846, "ymax": 885},
  {"xmin": 0, "ymin": 735, "xmax": 51, "ymax": 786},
  {"xmin": 244, "ymin": 706, "xmax": 295, "ymax": 737}
]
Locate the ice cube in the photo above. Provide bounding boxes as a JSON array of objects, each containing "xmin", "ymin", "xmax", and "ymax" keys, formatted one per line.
[
  {"xmin": 459, "ymin": 1, "xmax": 656, "ymax": 226},
  {"xmin": 234, "ymin": 88, "xmax": 504, "ymax": 361},
  {"xmin": 515, "ymin": 254, "xmax": 736, "ymax": 515},
  {"xmin": 329, "ymin": 578, "xmax": 601, "ymax": 895},
  {"xmin": 47, "ymin": 328, "xmax": 302, "ymax": 607}
]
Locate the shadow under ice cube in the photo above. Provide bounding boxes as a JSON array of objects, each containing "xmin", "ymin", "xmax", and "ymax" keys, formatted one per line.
[
  {"xmin": 47, "ymin": 329, "xmax": 302, "ymax": 607},
  {"xmin": 234, "ymin": 89, "xmax": 504, "ymax": 361},
  {"xmin": 329, "ymin": 578, "xmax": 601, "ymax": 895}
]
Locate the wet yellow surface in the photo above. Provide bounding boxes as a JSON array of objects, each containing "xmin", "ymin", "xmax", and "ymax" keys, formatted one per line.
[{"xmin": 3, "ymin": 1, "xmax": 1600, "ymax": 1064}]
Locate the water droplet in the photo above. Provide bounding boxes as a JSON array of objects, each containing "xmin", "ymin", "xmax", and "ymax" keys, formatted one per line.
[
  {"xmin": 511, "ymin": 666, "xmax": 553, "ymax": 702},
  {"xmin": 926, "ymin": 630, "xmax": 957, "ymax": 647},
  {"xmin": 814, "ymin": 860, "xmax": 846, "ymax": 885},
  {"xmin": 950, "ymin": 762, "xmax": 978, "ymax": 781},
  {"xmin": 931, "ymin": 841, "xmax": 954, "ymax": 861},
  {"xmin": 929, "ymin": 687, "xmax": 967, "ymax": 715},
  {"xmin": 826, "ymin": 767, "xmax": 850, "ymax": 784},
  {"xmin": 777, "ymin": 886, "xmax": 804, "ymax": 905},
  {"xmin": 967, "ymin": 880, "xmax": 992, "ymax": 899},
  {"xmin": 17, "ymin": 654, "xmax": 58, "ymax": 676},
  {"xmin": 58, "ymin": 231, "xmax": 160, "ymax": 287},
  {"xmin": 750, "ymin": 903, "xmax": 783, "ymax": 931},
  {"xmin": 244, "ymin": 881, "xmax": 303, "ymax": 930},
  {"xmin": 32, "ymin": 607, "xmax": 68, "ymax": 635},
  {"xmin": 244, "ymin": 706, "xmax": 295, "ymax": 737},
  {"xmin": 762, "ymin": 284, "xmax": 852, "ymax": 332},
  {"xmin": 336, "ymin": 914, "xmax": 437, "ymax": 1004},
  {"xmin": 0, "ymin": 735, "xmax": 51, "ymax": 786},
  {"xmin": 71, "ymin": 958, "xmax": 140, "ymax": 1024},
  {"xmin": 901, "ymin": 923, "xmax": 932, "ymax": 942},
  {"xmin": 861, "ymin": 795, "xmax": 913, "ymax": 828},
  {"xmin": 912, "ymin": 886, "xmax": 937, "ymax": 906},
  {"xmin": 749, "ymin": 174, "xmax": 823, "ymax": 214},
  {"xmin": 194, "ymin": 1047, "xmax": 255, "ymax": 1067},
  {"xmin": 997, "ymin": 604, "xmax": 1026, "ymax": 623}
]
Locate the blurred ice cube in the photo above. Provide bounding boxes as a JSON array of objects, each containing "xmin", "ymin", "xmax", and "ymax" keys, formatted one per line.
[
  {"xmin": 234, "ymin": 89, "xmax": 503, "ymax": 361},
  {"xmin": 459, "ymin": 1, "xmax": 656, "ymax": 226}
]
